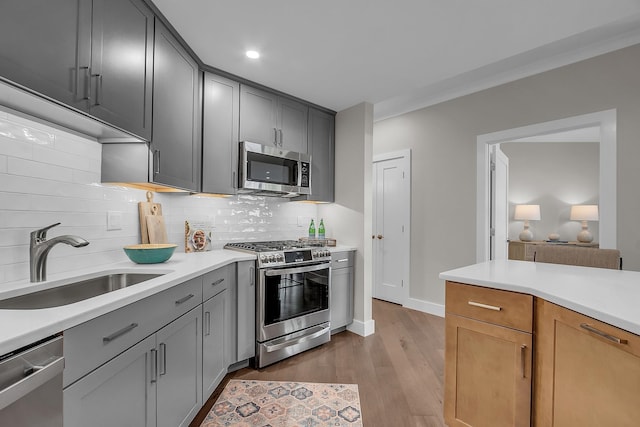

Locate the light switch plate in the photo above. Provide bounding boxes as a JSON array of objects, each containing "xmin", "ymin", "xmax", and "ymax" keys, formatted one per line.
[{"xmin": 107, "ymin": 211, "xmax": 123, "ymax": 231}]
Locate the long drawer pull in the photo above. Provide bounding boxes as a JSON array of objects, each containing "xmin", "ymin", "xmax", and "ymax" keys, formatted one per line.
[
  {"xmin": 175, "ymin": 294, "xmax": 195, "ymax": 305},
  {"xmin": 103, "ymin": 323, "xmax": 138, "ymax": 343},
  {"xmin": 580, "ymin": 323, "xmax": 628, "ymax": 344},
  {"xmin": 336, "ymin": 258, "xmax": 349, "ymax": 263},
  {"xmin": 211, "ymin": 278, "xmax": 225, "ymax": 286},
  {"xmin": 468, "ymin": 301, "xmax": 502, "ymax": 311}
]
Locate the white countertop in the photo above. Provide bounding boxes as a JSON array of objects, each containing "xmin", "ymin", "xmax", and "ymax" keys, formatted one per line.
[
  {"xmin": 0, "ymin": 250, "xmax": 255, "ymax": 356},
  {"xmin": 440, "ymin": 260, "xmax": 640, "ymax": 336}
]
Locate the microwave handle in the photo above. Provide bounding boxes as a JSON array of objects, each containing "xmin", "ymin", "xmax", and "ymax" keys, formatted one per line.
[{"xmin": 294, "ymin": 161, "xmax": 299, "ymax": 185}]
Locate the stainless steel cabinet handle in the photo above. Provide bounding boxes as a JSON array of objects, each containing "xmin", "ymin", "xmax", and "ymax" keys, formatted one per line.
[
  {"xmin": 154, "ymin": 149, "xmax": 160, "ymax": 174},
  {"xmin": 150, "ymin": 349, "xmax": 158, "ymax": 383},
  {"xmin": 273, "ymin": 128, "xmax": 278, "ymax": 146},
  {"xmin": 204, "ymin": 311, "xmax": 211, "ymax": 336},
  {"xmin": 159, "ymin": 343, "xmax": 167, "ymax": 376},
  {"xmin": 0, "ymin": 356, "xmax": 64, "ymax": 410},
  {"xmin": 211, "ymin": 278, "xmax": 225, "ymax": 286},
  {"xmin": 103, "ymin": 323, "xmax": 138, "ymax": 343},
  {"xmin": 337, "ymin": 258, "xmax": 349, "ymax": 263},
  {"xmin": 232, "ymin": 171, "xmax": 237, "ymax": 189},
  {"xmin": 580, "ymin": 323, "xmax": 628, "ymax": 344},
  {"xmin": 278, "ymin": 129, "xmax": 283, "ymax": 147},
  {"xmin": 93, "ymin": 74, "xmax": 103, "ymax": 105},
  {"xmin": 250, "ymin": 267, "xmax": 255, "ymax": 286},
  {"xmin": 175, "ymin": 294, "xmax": 194, "ymax": 305},
  {"xmin": 520, "ymin": 344, "xmax": 527, "ymax": 378},
  {"xmin": 468, "ymin": 301, "xmax": 502, "ymax": 311},
  {"xmin": 80, "ymin": 66, "xmax": 90, "ymax": 100}
]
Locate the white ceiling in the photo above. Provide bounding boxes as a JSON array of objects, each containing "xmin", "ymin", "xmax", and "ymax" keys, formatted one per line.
[{"xmin": 152, "ymin": 0, "xmax": 640, "ymax": 121}]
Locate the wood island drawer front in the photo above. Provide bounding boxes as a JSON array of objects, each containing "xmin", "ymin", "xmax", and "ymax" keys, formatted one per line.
[
  {"xmin": 446, "ymin": 281, "xmax": 533, "ymax": 332},
  {"xmin": 203, "ymin": 264, "xmax": 231, "ymax": 301}
]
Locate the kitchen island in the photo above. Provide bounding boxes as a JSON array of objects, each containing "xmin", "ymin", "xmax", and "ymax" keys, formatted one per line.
[{"xmin": 440, "ymin": 260, "xmax": 640, "ymax": 427}]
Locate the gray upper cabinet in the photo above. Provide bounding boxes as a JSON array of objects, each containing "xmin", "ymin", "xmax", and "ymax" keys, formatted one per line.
[
  {"xmin": 202, "ymin": 72, "xmax": 240, "ymax": 195},
  {"xmin": 0, "ymin": 0, "xmax": 153, "ymax": 140},
  {"xmin": 239, "ymin": 85, "xmax": 308, "ymax": 153},
  {"xmin": 88, "ymin": 0, "xmax": 154, "ymax": 140},
  {"xmin": 151, "ymin": 19, "xmax": 202, "ymax": 192},
  {"xmin": 303, "ymin": 108, "xmax": 335, "ymax": 202},
  {"xmin": 0, "ymin": 0, "xmax": 88, "ymax": 109}
]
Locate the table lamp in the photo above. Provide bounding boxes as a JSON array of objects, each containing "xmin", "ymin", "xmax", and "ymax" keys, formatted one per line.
[
  {"xmin": 570, "ymin": 205, "xmax": 599, "ymax": 243},
  {"xmin": 514, "ymin": 204, "xmax": 541, "ymax": 242}
]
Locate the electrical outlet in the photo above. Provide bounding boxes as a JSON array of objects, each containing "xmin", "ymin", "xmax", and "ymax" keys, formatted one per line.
[{"xmin": 107, "ymin": 211, "xmax": 123, "ymax": 231}]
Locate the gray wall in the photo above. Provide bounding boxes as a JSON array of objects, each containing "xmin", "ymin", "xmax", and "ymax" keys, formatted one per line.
[
  {"xmin": 500, "ymin": 142, "xmax": 599, "ymax": 243},
  {"xmin": 373, "ymin": 43, "xmax": 640, "ymax": 307}
]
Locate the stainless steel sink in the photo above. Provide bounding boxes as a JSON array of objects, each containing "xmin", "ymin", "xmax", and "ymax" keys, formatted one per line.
[{"xmin": 0, "ymin": 273, "xmax": 164, "ymax": 309}]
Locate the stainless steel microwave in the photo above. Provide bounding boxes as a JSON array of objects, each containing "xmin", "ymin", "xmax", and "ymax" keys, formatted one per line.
[{"xmin": 239, "ymin": 141, "xmax": 311, "ymax": 197}]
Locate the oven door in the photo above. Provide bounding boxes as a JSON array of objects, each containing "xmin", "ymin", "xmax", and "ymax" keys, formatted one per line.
[{"xmin": 258, "ymin": 262, "xmax": 330, "ymax": 342}]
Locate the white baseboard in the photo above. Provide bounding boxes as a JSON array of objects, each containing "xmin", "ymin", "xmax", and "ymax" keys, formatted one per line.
[
  {"xmin": 404, "ymin": 298, "xmax": 445, "ymax": 318},
  {"xmin": 347, "ymin": 318, "xmax": 376, "ymax": 337}
]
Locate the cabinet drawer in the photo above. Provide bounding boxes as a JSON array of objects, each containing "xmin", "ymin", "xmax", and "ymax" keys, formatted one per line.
[
  {"xmin": 64, "ymin": 276, "xmax": 202, "ymax": 387},
  {"xmin": 445, "ymin": 281, "xmax": 533, "ymax": 332},
  {"xmin": 331, "ymin": 251, "xmax": 353, "ymax": 269},
  {"xmin": 203, "ymin": 264, "xmax": 231, "ymax": 301}
]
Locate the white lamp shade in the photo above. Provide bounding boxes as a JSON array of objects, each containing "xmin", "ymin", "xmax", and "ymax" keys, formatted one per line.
[
  {"xmin": 570, "ymin": 205, "xmax": 599, "ymax": 221},
  {"xmin": 514, "ymin": 204, "xmax": 541, "ymax": 221}
]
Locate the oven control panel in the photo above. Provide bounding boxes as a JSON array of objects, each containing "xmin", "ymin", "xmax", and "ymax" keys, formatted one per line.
[{"xmin": 257, "ymin": 248, "xmax": 331, "ymax": 268}]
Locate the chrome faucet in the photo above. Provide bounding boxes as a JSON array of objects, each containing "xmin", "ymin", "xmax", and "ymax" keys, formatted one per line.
[{"xmin": 30, "ymin": 223, "xmax": 89, "ymax": 282}]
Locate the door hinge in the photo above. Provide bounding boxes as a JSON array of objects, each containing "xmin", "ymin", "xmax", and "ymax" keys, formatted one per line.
[
  {"xmin": 490, "ymin": 161, "xmax": 496, "ymax": 172},
  {"xmin": 490, "ymin": 227, "xmax": 496, "ymax": 236},
  {"xmin": 401, "ymin": 279, "xmax": 404, "ymax": 288}
]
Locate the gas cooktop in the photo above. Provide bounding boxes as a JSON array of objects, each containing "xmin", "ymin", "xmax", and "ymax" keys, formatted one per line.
[{"xmin": 224, "ymin": 240, "xmax": 330, "ymax": 267}]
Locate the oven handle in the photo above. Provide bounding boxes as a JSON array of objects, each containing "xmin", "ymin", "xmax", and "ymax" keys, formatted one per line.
[
  {"xmin": 264, "ymin": 262, "xmax": 330, "ymax": 277},
  {"xmin": 264, "ymin": 325, "xmax": 331, "ymax": 352}
]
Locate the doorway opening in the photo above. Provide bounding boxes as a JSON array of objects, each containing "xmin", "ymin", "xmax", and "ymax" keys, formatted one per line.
[{"xmin": 476, "ymin": 110, "xmax": 617, "ymax": 262}]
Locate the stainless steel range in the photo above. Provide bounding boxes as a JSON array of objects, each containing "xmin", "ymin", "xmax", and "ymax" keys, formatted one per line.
[{"xmin": 225, "ymin": 240, "xmax": 332, "ymax": 368}]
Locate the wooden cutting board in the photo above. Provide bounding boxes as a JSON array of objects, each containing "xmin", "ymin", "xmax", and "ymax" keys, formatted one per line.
[
  {"xmin": 146, "ymin": 205, "xmax": 168, "ymax": 244},
  {"xmin": 139, "ymin": 191, "xmax": 164, "ymax": 243}
]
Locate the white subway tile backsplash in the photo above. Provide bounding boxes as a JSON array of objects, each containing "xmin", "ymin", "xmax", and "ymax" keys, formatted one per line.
[
  {"xmin": 8, "ymin": 157, "xmax": 74, "ymax": 182},
  {"xmin": 0, "ymin": 113, "xmax": 319, "ymax": 284}
]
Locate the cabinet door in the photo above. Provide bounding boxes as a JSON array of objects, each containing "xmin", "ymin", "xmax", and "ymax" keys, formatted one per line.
[
  {"xmin": 239, "ymin": 85, "xmax": 278, "ymax": 146},
  {"xmin": 64, "ymin": 335, "xmax": 156, "ymax": 427},
  {"xmin": 330, "ymin": 266, "xmax": 353, "ymax": 331},
  {"xmin": 534, "ymin": 299, "xmax": 640, "ymax": 427},
  {"xmin": 236, "ymin": 260, "xmax": 255, "ymax": 362},
  {"xmin": 156, "ymin": 307, "xmax": 202, "ymax": 427},
  {"xmin": 203, "ymin": 290, "xmax": 227, "ymax": 398},
  {"xmin": 89, "ymin": 0, "xmax": 153, "ymax": 140},
  {"xmin": 202, "ymin": 72, "xmax": 239, "ymax": 194},
  {"xmin": 0, "ymin": 0, "xmax": 89, "ymax": 109},
  {"xmin": 445, "ymin": 313, "xmax": 532, "ymax": 427},
  {"xmin": 305, "ymin": 108, "xmax": 335, "ymax": 202},
  {"xmin": 151, "ymin": 19, "xmax": 202, "ymax": 191},
  {"xmin": 278, "ymin": 97, "xmax": 308, "ymax": 153}
]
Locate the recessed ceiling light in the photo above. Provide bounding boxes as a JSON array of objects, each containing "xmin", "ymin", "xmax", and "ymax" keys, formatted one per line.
[{"xmin": 246, "ymin": 50, "xmax": 260, "ymax": 59}]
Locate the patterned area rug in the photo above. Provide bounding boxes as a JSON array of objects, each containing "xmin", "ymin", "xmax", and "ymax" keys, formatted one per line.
[{"xmin": 200, "ymin": 380, "xmax": 363, "ymax": 427}]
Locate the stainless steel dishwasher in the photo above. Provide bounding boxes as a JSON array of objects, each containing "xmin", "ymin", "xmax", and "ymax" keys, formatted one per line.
[{"xmin": 0, "ymin": 335, "xmax": 64, "ymax": 426}]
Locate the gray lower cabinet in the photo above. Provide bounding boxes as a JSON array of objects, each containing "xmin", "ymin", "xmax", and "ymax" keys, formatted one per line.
[
  {"xmin": 64, "ymin": 306, "xmax": 202, "ymax": 427},
  {"xmin": 151, "ymin": 18, "xmax": 202, "ymax": 191},
  {"xmin": 236, "ymin": 260, "xmax": 256, "ymax": 362},
  {"xmin": 330, "ymin": 251, "xmax": 354, "ymax": 331},
  {"xmin": 239, "ymin": 85, "xmax": 308, "ymax": 153},
  {"xmin": 0, "ymin": 0, "xmax": 154, "ymax": 140},
  {"xmin": 202, "ymin": 72, "xmax": 240, "ymax": 195}
]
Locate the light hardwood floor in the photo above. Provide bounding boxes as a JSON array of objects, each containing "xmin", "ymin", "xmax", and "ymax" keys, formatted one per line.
[{"xmin": 192, "ymin": 299, "xmax": 446, "ymax": 426}]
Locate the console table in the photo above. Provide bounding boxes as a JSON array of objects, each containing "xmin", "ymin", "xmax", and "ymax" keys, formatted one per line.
[{"xmin": 508, "ymin": 240, "xmax": 599, "ymax": 261}]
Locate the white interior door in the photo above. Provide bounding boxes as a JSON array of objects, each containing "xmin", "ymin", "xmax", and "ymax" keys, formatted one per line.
[
  {"xmin": 373, "ymin": 150, "xmax": 410, "ymax": 305},
  {"xmin": 491, "ymin": 145, "xmax": 509, "ymax": 260}
]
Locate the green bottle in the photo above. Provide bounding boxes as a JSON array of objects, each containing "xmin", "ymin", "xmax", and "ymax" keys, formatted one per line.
[
  {"xmin": 308, "ymin": 219, "xmax": 316, "ymax": 238},
  {"xmin": 318, "ymin": 219, "xmax": 325, "ymax": 240}
]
